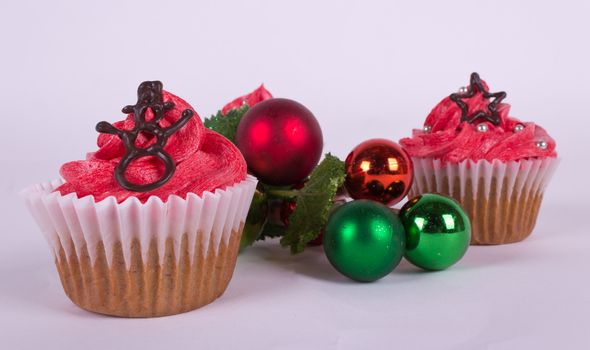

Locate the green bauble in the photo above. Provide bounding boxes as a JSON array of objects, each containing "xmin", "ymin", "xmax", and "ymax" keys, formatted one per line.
[
  {"xmin": 323, "ymin": 200, "xmax": 405, "ymax": 282},
  {"xmin": 400, "ymin": 194, "xmax": 471, "ymax": 271}
]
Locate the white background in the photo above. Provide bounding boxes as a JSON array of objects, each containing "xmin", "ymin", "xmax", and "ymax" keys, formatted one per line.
[{"xmin": 1, "ymin": 0, "xmax": 589, "ymax": 349}]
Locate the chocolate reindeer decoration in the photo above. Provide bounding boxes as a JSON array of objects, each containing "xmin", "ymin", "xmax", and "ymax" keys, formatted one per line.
[
  {"xmin": 96, "ymin": 81, "xmax": 194, "ymax": 192},
  {"xmin": 449, "ymin": 72, "xmax": 507, "ymax": 126}
]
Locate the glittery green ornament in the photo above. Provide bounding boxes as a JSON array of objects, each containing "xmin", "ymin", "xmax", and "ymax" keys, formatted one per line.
[
  {"xmin": 400, "ymin": 194, "xmax": 471, "ymax": 271},
  {"xmin": 323, "ymin": 200, "xmax": 405, "ymax": 282}
]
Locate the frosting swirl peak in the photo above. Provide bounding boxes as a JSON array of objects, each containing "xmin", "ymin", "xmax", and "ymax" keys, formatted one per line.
[
  {"xmin": 400, "ymin": 73, "xmax": 557, "ymax": 163},
  {"xmin": 56, "ymin": 85, "xmax": 247, "ymax": 203}
]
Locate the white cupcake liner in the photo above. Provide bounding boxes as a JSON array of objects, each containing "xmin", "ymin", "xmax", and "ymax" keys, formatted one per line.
[
  {"xmin": 21, "ymin": 175, "xmax": 258, "ymax": 269},
  {"xmin": 410, "ymin": 157, "xmax": 559, "ymax": 202},
  {"xmin": 409, "ymin": 157, "xmax": 559, "ymax": 244}
]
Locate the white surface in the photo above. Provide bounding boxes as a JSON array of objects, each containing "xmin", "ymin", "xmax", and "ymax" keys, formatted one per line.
[{"xmin": 1, "ymin": 0, "xmax": 589, "ymax": 349}]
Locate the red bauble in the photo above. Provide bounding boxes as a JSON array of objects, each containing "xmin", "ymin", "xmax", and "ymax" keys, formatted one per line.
[
  {"xmin": 236, "ymin": 98, "xmax": 323, "ymax": 185},
  {"xmin": 344, "ymin": 139, "xmax": 413, "ymax": 206}
]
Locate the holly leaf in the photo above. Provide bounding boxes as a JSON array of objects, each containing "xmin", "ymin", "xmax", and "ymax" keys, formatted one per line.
[
  {"xmin": 240, "ymin": 189, "xmax": 267, "ymax": 250},
  {"xmin": 280, "ymin": 154, "xmax": 345, "ymax": 254},
  {"xmin": 204, "ymin": 105, "xmax": 249, "ymax": 144},
  {"xmin": 257, "ymin": 222, "xmax": 287, "ymax": 241}
]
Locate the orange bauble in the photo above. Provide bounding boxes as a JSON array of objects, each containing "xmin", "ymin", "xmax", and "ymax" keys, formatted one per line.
[{"xmin": 344, "ymin": 139, "xmax": 413, "ymax": 206}]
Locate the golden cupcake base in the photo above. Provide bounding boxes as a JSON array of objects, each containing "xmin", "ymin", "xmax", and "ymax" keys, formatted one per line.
[
  {"xmin": 410, "ymin": 176, "xmax": 544, "ymax": 245},
  {"xmin": 54, "ymin": 227, "xmax": 243, "ymax": 318}
]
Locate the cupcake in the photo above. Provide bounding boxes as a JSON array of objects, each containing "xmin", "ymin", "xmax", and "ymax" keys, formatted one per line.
[
  {"xmin": 400, "ymin": 73, "xmax": 558, "ymax": 245},
  {"xmin": 221, "ymin": 83, "xmax": 273, "ymax": 115},
  {"xmin": 21, "ymin": 81, "xmax": 258, "ymax": 317}
]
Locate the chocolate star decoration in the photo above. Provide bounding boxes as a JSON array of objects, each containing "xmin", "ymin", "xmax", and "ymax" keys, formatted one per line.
[
  {"xmin": 450, "ymin": 72, "xmax": 507, "ymax": 126},
  {"xmin": 95, "ymin": 81, "xmax": 194, "ymax": 192}
]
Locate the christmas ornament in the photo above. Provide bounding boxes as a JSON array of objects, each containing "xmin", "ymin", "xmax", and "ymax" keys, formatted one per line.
[
  {"xmin": 236, "ymin": 98, "xmax": 323, "ymax": 186},
  {"xmin": 208, "ymin": 89, "xmax": 339, "ymax": 254},
  {"xmin": 399, "ymin": 194, "xmax": 471, "ymax": 271},
  {"xmin": 344, "ymin": 138, "xmax": 413, "ymax": 206},
  {"xmin": 323, "ymin": 200, "xmax": 405, "ymax": 282}
]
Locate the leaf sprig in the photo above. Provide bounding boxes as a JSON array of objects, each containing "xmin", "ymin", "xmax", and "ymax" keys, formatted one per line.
[
  {"xmin": 280, "ymin": 154, "xmax": 345, "ymax": 253},
  {"xmin": 204, "ymin": 105, "xmax": 249, "ymax": 144}
]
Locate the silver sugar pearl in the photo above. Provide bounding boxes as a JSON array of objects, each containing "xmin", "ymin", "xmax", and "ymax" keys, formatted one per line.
[
  {"xmin": 513, "ymin": 124, "xmax": 525, "ymax": 133},
  {"xmin": 423, "ymin": 125, "xmax": 432, "ymax": 133},
  {"xmin": 536, "ymin": 140, "xmax": 548, "ymax": 150},
  {"xmin": 458, "ymin": 86, "xmax": 468, "ymax": 94},
  {"xmin": 476, "ymin": 123, "xmax": 489, "ymax": 132}
]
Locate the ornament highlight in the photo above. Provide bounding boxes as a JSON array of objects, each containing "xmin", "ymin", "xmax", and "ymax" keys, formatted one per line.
[
  {"xmin": 323, "ymin": 200, "xmax": 406, "ymax": 282},
  {"xmin": 399, "ymin": 194, "xmax": 471, "ymax": 271},
  {"xmin": 236, "ymin": 98, "xmax": 323, "ymax": 186},
  {"xmin": 344, "ymin": 139, "xmax": 413, "ymax": 206}
]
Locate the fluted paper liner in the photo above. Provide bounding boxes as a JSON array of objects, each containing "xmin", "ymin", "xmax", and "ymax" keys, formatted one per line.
[
  {"xmin": 22, "ymin": 175, "xmax": 258, "ymax": 317},
  {"xmin": 409, "ymin": 158, "xmax": 559, "ymax": 245}
]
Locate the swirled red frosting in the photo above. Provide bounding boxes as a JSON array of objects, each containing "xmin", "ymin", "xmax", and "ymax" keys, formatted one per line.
[
  {"xmin": 56, "ymin": 91, "xmax": 247, "ymax": 203},
  {"xmin": 400, "ymin": 78, "xmax": 557, "ymax": 163},
  {"xmin": 221, "ymin": 84, "xmax": 273, "ymax": 115}
]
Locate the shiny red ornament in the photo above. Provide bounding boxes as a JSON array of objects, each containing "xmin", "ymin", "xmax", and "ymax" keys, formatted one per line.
[
  {"xmin": 236, "ymin": 98, "xmax": 323, "ymax": 185},
  {"xmin": 344, "ymin": 138, "xmax": 413, "ymax": 206}
]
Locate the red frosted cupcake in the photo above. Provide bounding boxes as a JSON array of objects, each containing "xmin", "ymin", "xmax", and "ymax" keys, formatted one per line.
[
  {"xmin": 400, "ymin": 73, "xmax": 559, "ymax": 245},
  {"xmin": 22, "ymin": 81, "xmax": 259, "ymax": 317}
]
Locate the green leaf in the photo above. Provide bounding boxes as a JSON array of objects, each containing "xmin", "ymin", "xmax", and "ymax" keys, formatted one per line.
[
  {"xmin": 280, "ymin": 154, "xmax": 345, "ymax": 254},
  {"xmin": 240, "ymin": 221, "xmax": 266, "ymax": 251},
  {"xmin": 257, "ymin": 222, "xmax": 287, "ymax": 241},
  {"xmin": 239, "ymin": 189, "xmax": 267, "ymax": 250},
  {"xmin": 204, "ymin": 105, "xmax": 249, "ymax": 144}
]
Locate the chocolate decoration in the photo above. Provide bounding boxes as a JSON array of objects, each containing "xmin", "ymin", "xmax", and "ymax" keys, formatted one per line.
[
  {"xmin": 450, "ymin": 72, "xmax": 506, "ymax": 126},
  {"xmin": 95, "ymin": 81, "xmax": 194, "ymax": 192}
]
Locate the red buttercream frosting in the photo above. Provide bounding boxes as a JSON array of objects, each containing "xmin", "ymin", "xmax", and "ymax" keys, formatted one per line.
[
  {"xmin": 56, "ymin": 90, "xmax": 247, "ymax": 203},
  {"xmin": 400, "ymin": 78, "xmax": 557, "ymax": 163},
  {"xmin": 221, "ymin": 84, "xmax": 273, "ymax": 115}
]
